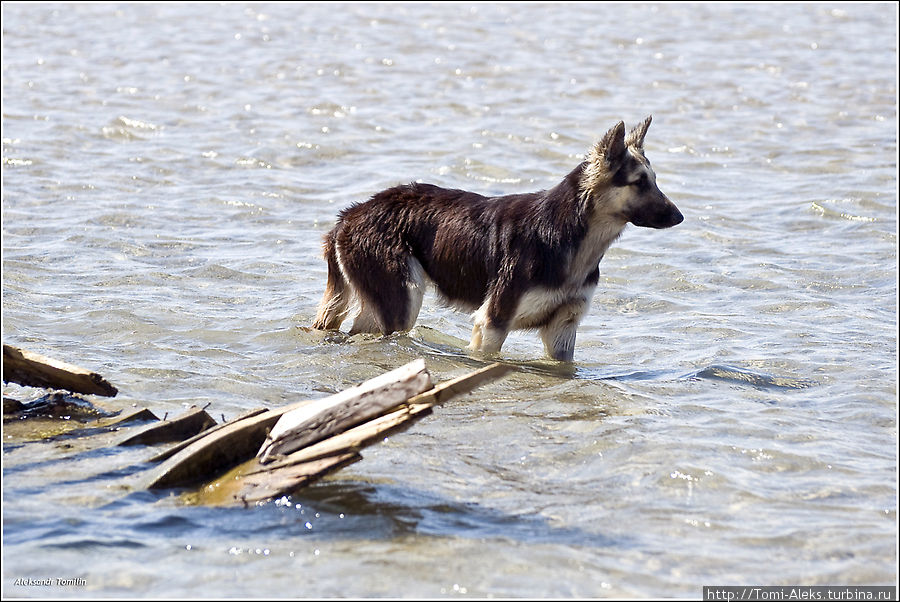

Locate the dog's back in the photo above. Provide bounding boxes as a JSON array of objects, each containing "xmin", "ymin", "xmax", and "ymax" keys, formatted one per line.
[{"xmin": 337, "ymin": 183, "xmax": 496, "ymax": 310}]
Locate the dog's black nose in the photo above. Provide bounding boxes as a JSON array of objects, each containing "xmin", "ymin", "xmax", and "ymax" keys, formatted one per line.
[{"xmin": 671, "ymin": 208, "xmax": 684, "ymax": 226}]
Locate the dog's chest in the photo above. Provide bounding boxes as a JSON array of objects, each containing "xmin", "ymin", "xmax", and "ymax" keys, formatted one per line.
[{"xmin": 511, "ymin": 224, "xmax": 621, "ymax": 328}]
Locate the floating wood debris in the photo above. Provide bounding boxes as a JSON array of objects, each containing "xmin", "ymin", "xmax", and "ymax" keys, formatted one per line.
[
  {"xmin": 145, "ymin": 361, "xmax": 434, "ymax": 490},
  {"xmin": 2, "ymin": 342, "xmax": 512, "ymax": 507},
  {"xmin": 149, "ymin": 361, "xmax": 512, "ymax": 505},
  {"xmin": 3, "ymin": 344, "xmax": 118, "ymax": 397}
]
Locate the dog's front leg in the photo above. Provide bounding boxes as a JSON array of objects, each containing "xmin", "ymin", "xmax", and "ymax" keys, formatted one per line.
[
  {"xmin": 540, "ymin": 299, "xmax": 589, "ymax": 362},
  {"xmin": 541, "ymin": 323, "xmax": 578, "ymax": 362}
]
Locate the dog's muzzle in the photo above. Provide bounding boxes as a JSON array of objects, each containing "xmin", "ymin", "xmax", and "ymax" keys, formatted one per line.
[{"xmin": 630, "ymin": 195, "xmax": 684, "ymax": 229}]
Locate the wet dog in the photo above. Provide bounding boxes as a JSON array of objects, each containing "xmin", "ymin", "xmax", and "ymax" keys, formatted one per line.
[{"xmin": 312, "ymin": 116, "xmax": 683, "ymax": 361}]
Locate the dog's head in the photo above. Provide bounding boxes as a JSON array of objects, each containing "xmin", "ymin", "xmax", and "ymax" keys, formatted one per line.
[{"xmin": 582, "ymin": 116, "xmax": 683, "ymax": 229}]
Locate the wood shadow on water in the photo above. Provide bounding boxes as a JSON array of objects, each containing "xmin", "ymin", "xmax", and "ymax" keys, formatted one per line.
[
  {"xmin": 261, "ymin": 479, "xmax": 626, "ymax": 549},
  {"xmin": 15, "ymin": 478, "xmax": 625, "ymax": 555}
]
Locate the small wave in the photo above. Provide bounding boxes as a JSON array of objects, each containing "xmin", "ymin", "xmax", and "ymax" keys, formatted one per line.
[
  {"xmin": 810, "ymin": 200, "xmax": 878, "ymax": 223},
  {"xmin": 132, "ymin": 514, "xmax": 201, "ymax": 533},
  {"xmin": 101, "ymin": 116, "xmax": 160, "ymax": 140},
  {"xmin": 690, "ymin": 364, "xmax": 816, "ymax": 390},
  {"xmin": 42, "ymin": 538, "xmax": 148, "ymax": 550},
  {"xmin": 590, "ymin": 368, "xmax": 681, "ymax": 382}
]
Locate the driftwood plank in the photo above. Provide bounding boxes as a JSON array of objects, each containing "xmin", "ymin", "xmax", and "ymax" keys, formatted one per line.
[
  {"xmin": 187, "ymin": 453, "xmax": 362, "ymax": 506},
  {"xmin": 247, "ymin": 406, "xmax": 420, "ymax": 472},
  {"xmin": 117, "ymin": 406, "xmax": 217, "ymax": 446},
  {"xmin": 256, "ymin": 359, "xmax": 432, "ymax": 463},
  {"xmin": 3, "ymin": 345, "xmax": 118, "ymax": 397},
  {"xmin": 405, "ymin": 362, "xmax": 513, "ymax": 413},
  {"xmin": 211, "ymin": 362, "xmax": 513, "ymax": 505},
  {"xmin": 237, "ymin": 453, "xmax": 361, "ymax": 505}
]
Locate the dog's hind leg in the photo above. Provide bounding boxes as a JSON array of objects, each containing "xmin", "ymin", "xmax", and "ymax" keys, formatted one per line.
[
  {"xmin": 312, "ymin": 232, "xmax": 352, "ymax": 330},
  {"xmin": 469, "ymin": 323, "xmax": 509, "ymax": 354},
  {"xmin": 341, "ymin": 249, "xmax": 422, "ymax": 335},
  {"xmin": 349, "ymin": 301, "xmax": 383, "ymax": 335},
  {"xmin": 401, "ymin": 257, "xmax": 426, "ymax": 331}
]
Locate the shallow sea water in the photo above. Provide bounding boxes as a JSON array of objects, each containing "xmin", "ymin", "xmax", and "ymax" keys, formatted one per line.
[{"xmin": 2, "ymin": 2, "xmax": 897, "ymax": 598}]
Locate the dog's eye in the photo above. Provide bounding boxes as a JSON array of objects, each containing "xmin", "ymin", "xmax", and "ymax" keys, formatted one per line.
[{"xmin": 632, "ymin": 174, "xmax": 649, "ymax": 187}]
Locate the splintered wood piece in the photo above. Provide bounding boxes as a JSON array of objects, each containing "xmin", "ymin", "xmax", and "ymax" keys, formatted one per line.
[
  {"xmin": 219, "ymin": 362, "xmax": 512, "ymax": 505},
  {"xmin": 256, "ymin": 359, "xmax": 432, "ymax": 463},
  {"xmin": 117, "ymin": 406, "xmax": 217, "ymax": 446},
  {"xmin": 148, "ymin": 360, "xmax": 513, "ymax": 502},
  {"xmin": 147, "ymin": 360, "xmax": 430, "ymax": 489},
  {"xmin": 3, "ymin": 345, "xmax": 118, "ymax": 397},
  {"xmin": 254, "ymin": 364, "xmax": 510, "ymax": 471}
]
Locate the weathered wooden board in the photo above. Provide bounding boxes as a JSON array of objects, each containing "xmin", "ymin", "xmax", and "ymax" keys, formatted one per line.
[
  {"xmin": 246, "ymin": 405, "xmax": 421, "ymax": 473},
  {"xmin": 404, "ymin": 361, "xmax": 513, "ymax": 413},
  {"xmin": 185, "ymin": 452, "xmax": 362, "ymax": 506},
  {"xmin": 257, "ymin": 359, "xmax": 432, "ymax": 463},
  {"xmin": 236, "ymin": 452, "xmax": 361, "ymax": 504},
  {"xmin": 257, "ymin": 362, "xmax": 513, "ymax": 469},
  {"xmin": 3, "ymin": 345, "xmax": 118, "ymax": 397},
  {"xmin": 144, "ymin": 407, "xmax": 289, "ymax": 490}
]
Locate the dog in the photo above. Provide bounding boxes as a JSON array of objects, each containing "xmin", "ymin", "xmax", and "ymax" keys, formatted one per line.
[{"xmin": 312, "ymin": 116, "xmax": 683, "ymax": 361}]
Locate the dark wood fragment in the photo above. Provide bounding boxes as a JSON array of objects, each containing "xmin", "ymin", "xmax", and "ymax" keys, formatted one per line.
[{"xmin": 118, "ymin": 406, "xmax": 216, "ymax": 446}]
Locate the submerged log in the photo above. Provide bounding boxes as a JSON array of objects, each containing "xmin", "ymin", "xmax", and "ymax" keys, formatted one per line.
[{"xmin": 3, "ymin": 344, "xmax": 118, "ymax": 397}]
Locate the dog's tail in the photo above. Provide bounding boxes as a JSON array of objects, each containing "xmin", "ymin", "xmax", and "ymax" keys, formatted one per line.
[{"xmin": 312, "ymin": 230, "xmax": 351, "ymax": 330}]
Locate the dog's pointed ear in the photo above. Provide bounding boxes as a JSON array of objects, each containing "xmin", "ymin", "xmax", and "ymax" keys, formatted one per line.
[
  {"xmin": 589, "ymin": 120, "xmax": 627, "ymax": 168},
  {"xmin": 626, "ymin": 115, "xmax": 652, "ymax": 149}
]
